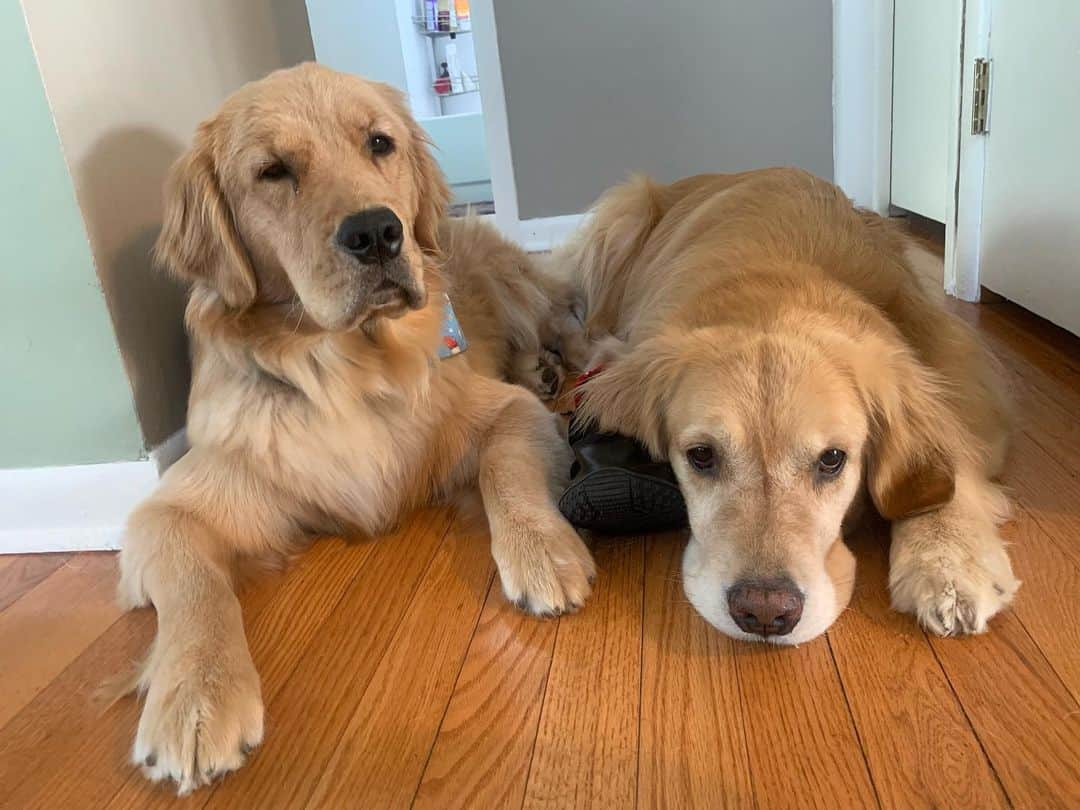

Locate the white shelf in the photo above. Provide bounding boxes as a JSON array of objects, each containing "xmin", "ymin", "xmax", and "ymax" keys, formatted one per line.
[{"xmin": 412, "ymin": 16, "xmax": 472, "ymax": 37}]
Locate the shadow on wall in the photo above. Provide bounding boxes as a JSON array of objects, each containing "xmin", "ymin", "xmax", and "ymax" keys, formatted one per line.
[{"xmin": 79, "ymin": 128, "xmax": 191, "ymax": 449}]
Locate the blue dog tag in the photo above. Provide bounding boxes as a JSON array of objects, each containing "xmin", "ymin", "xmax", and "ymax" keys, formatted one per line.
[{"xmin": 438, "ymin": 294, "xmax": 468, "ymax": 359}]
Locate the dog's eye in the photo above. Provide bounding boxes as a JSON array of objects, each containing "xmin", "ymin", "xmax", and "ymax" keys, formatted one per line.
[
  {"xmin": 368, "ymin": 133, "xmax": 395, "ymax": 156},
  {"xmin": 258, "ymin": 161, "xmax": 291, "ymax": 182},
  {"xmin": 817, "ymin": 448, "xmax": 847, "ymax": 477},
  {"xmin": 686, "ymin": 445, "xmax": 716, "ymax": 472}
]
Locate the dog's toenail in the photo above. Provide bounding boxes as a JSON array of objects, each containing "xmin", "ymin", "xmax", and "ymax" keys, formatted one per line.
[
  {"xmin": 542, "ymin": 368, "xmax": 557, "ymax": 385},
  {"xmin": 144, "ymin": 753, "xmax": 157, "ymax": 767},
  {"xmin": 994, "ymin": 583, "xmax": 1005, "ymax": 595},
  {"xmin": 241, "ymin": 742, "xmax": 256, "ymax": 755}
]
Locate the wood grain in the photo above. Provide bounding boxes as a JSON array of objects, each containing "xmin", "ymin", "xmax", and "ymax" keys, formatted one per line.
[
  {"xmin": 0, "ymin": 564, "xmax": 285, "ymax": 810},
  {"xmin": 413, "ymin": 578, "xmax": 559, "ymax": 810},
  {"xmin": 304, "ymin": 517, "xmax": 494, "ymax": 809},
  {"xmin": 0, "ymin": 553, "xmax": 72, "ymax": 613},
  {"xmin": 735, "ymin": 622, "xmax": 878, "ymax": 808},
  {"xmin": 522, "ymin": 538, "xmax": 644, "ymax": 810},
  {"xmin": 199, "ymin": 507, "xmax": 455, "ymax": 810},
  {"xmin": 637, "ymin": 532, "xmax": 753, "ymax": 810},
  {"xmin": 0, "ymin": 552, "xmax": 122, "ymax": 729},
  {"xmin": 828, "ymin": 527, "xmax": 1008, "ymax": 810},
  {"xmin": 101, "ymin": 535, "xmax": 381, "ymax": 810},
  {"xmin": 929, "ymin": 611, "xmax": 1080, "ymax": 807},
  {"xmin": 1001, "ymin": 501, "xmax": 1080, "ymax": 704}
]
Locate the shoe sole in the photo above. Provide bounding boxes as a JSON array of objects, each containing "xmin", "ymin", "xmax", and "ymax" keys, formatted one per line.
[{"xmin": 558, "ymin": 468, "xmax": 688, "ymax": 535}]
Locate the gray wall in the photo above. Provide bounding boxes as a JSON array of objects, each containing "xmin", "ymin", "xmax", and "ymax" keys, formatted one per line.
[{"xmin": 494, "ymin": 0, "xmax": 834, "ymax": 220}]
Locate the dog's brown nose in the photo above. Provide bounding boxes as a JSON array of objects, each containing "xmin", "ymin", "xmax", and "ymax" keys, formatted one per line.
[
  {"xmin": 337, "ymin": 207, "xmax": 403, "ymax": 264},
  {"xmin": 727, "ymin": 578, "xmax": 804, "ymax": 637}
]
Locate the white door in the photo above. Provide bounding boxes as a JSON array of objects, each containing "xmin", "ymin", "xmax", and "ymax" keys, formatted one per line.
[
  {"xmin": 977, "ymin": 0, "xmax": 1080, "ymax": 335},
  {"xmin": 891, "ymin": 0, "xmax": 962, "ymax": 223}
]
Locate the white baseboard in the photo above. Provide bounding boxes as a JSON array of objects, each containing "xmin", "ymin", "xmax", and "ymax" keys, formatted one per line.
[
  {"xmin": 516, "ymin": 214, "xmax": 585, "ymax": 253},
  {"xmin": 0, "ymin": 460, "xmax": 159, "ymax": 553}
]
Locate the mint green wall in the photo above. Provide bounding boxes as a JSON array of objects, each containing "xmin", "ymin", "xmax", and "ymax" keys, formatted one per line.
[{"xmin": 0, "ymin": 0, "xmax": 142, "ymax": 468}]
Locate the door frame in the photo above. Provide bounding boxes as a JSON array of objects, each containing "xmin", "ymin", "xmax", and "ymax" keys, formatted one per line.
[
  {"xmin": 472, "ymin": 0, "xmax": 897, "ymax": 250},
  {"xmin": 948, "ymin": 0, "xmax": 991, "ymax": 301}
]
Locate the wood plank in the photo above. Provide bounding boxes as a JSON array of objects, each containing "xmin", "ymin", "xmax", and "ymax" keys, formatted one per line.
[
  {"xmin": 522, "ymin": 538, "xmax": 644, "ymax": 810},
  {"xmin": 638, "ymin": 532, "xmax": 753, "ymax": 810},
  {"xmin": 413, "ymin": 578, "xmax": 558, "ymax": 810},
  {"xmin": 75, "ymin": 535, "xmax": 378, "ymax": 810},
  {"xmin": 0, "ymin": 552, "xmax": 122, "ymax": 729},
  {"xmin": 0, "ymin": 544, "xmax": 288, "ymax": 810},
  {"xmin": 199, "ymin": 508, "xmax": 454, "ymax": 810},
  {"xmin": 929, "ymin": 612, "xmax": 1080, "ymax": 807},
  {"xmin": 828, "ymin": 527, "xmax": 1007, "ymax": 810},
  {"xmin": 1007, "ymin": 433, "xmax": 1080, "ymax": 567},
  {"xmin": 735, "ymin": 614, "xmax": 878, "ymax": 808},
  {"xmin": 0, "ymin": 553, "xmax": 73, "ymax": 614},
  {"xmin": 304, "ymin": 518, "xmax": 495, "ymax": 809},
  {"xmin": 1000, "ymin": 502, "xmax": 1080, "ymax": 704}
]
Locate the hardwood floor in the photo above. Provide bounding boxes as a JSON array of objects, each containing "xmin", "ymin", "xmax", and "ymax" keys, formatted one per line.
[{"xmin": 1, "ymin": 295, "xmax": 1078, "ymax": 809}]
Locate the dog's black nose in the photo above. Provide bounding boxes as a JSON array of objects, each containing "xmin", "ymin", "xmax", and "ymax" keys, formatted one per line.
[
  {"xmin": 727, "ymin": 578, "xmax": 804, "ymax": 637},
  {"xmin": 336, "ymin": 207, "xmax": 403, "ymax": 264}
]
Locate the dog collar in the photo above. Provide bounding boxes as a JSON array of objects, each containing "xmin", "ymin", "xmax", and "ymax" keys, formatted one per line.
[{"xmin": 438, "ymin": 294, "xmax": 468, "ymax": 359}]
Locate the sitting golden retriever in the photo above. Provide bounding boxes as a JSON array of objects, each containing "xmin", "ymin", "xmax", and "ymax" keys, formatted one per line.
[
  {"xmin": 562, "ymin": 169, "xmax": 1018, "ymax": 644},
  {"xmin": 118, "ymin": 64, "xmax": 594, "ymax": 793}
]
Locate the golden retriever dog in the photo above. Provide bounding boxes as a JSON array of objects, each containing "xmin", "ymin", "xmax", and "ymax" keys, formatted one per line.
[
  {"xmin": 118, "ymin": 63, "xmax": 594, "ymax": 793},
  {"xmin": 560, "ymin": 168, "xmax": 1018, "ymax": 645}
]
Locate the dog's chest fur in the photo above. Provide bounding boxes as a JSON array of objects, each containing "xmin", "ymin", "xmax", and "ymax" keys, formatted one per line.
[{"xmin": 185, "ymin": 316, "xmax": 476, "ymax": 536}]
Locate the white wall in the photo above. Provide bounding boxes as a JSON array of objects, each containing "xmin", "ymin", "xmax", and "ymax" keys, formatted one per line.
[{"xmin": 21, "ymin": 0, "xmax": 315, "ymax": 448}]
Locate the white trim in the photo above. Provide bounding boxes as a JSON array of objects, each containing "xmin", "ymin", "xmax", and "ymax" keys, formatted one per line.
[
  {"xmin": 833, "ymin": 0, "xmax": 895, "ymax": 214},
  {"xmin": 0, "ymin": 460, "xmax": 159, "ymax": 553},
  {"xmin": 470, "ymin": 0, "xmax": 520, "ymax": 237},
  {"xmin": 517, "ymin": 214, "xmax": 585, "ymax": 253},
  {"xmin": 948, "ymin": 0, "xmax": 991, "ymax": 301}
]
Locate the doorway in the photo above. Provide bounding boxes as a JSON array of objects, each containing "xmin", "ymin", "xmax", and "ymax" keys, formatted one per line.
[{"xmin": 305, "ymin": 0, "xmax": 493, "ymax": 213}]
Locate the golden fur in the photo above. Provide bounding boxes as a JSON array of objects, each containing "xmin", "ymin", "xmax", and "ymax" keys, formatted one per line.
[
  {"xmin": 118, "ymin": 64, "xmax": 594, "ymax": 793},
  {"xmin": 559, "ymin": 169, "xmax": 1018, "ymax": 644}
]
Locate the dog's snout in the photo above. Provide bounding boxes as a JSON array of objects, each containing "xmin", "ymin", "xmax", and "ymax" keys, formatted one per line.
[
  {"xmin": 727, "ymin": 578, "xmax": 804, "ymax": 637},
  {"xmin": 336, "ymin": 207, "xmax": 403, "ymax": 264}
]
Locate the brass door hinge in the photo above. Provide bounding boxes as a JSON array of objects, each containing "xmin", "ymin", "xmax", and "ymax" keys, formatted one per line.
[{"xmin": 972, "ymin": 58, "xmax": 991, "ymax": 135}]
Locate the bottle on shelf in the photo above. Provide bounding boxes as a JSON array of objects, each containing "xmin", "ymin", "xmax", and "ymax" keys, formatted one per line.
[
  {"xmin": 444, "ymin": 35, "xmax": 464, "ymax": 94},
  {"xmin": 434, "ymin": 62, "xmax": 452, "ymax": 95}
]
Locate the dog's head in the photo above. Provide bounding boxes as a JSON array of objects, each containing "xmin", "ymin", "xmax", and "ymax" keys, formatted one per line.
[
  {"xmin": 579, "ymin": 323, "xmax": 959, "ymax": 644},
  {"xmin": 155, "ymin": 63, "xmax": 449, "ymax": 330}
]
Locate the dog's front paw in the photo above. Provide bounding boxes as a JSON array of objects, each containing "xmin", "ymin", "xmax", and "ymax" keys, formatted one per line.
[
  {"xmin": 495, "ymin": 518, "xmax": 596, "ymax": 616},
  {"xmin": 889, "ymin": 532, "xmax": 1019, "ymax": 636},
  {"xmin": 133, "ymin": 629, "xmax": 264, "ymax": 794}
]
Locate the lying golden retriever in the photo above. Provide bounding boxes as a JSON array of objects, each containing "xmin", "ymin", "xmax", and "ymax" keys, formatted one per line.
[
  {"xmin": 118, "ymin": 63, "xmax": 594, "ymax": 793},
  {"xmin": 562, "ymin": 169, "xmax": 1018, "ymax": 644}
]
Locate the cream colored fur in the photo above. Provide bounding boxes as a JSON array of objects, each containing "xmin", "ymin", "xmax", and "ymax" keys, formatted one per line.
[
  {"xmin": 558, "ymin": 169, "xmax": 1018, "ymax": 644},
  {"xmin": 118, "ymin": 64, "xmax": 594, "ymax": 794}
]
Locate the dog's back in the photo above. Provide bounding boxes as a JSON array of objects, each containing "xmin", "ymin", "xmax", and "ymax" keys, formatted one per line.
[{"xmin": 558, "ymin": 168, "xmax": 1010, "ymax": 469}]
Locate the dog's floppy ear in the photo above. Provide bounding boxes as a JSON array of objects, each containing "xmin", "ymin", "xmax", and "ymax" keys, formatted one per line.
[
  {"xmin": 153, "ymin": 124, "xmax": 257, "ymax": 309},
  {"xmin": 405, "ymin": 117, "xmax": 450, "ymax": 256},
  {"xmin": 575, "ymin": 333, "xmax": 687, "ymax": 458},
  {"xmin": 864, "ymin": 350, "xmax": 958, "ymax": 520}
]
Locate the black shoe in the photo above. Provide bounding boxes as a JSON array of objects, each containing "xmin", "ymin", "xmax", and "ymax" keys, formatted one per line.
[{"xmin": 558, "ymin": 413, "xmax": 688, "ymax": 535}]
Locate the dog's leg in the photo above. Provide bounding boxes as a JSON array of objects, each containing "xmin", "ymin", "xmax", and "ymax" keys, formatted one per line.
[
  {"xmin": 476, "ymin": 384, "xmax": 596, "ymax": 615},
  {"xmin": 118, "ymin": 455, "xmax": 287, "ymax": 793},
  {"xmin": 888, "ymin": 470, "xmax": 1019, "ymax": 636}
]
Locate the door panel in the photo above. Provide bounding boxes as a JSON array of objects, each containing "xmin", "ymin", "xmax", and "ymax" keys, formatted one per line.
[
  {"xmin": 979, "ymin": 1, "xmax": 1080, "ymax": 335},
  {"xmin": 891, "ymin": 0, "xmax": 962, "ymax": 223}
]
